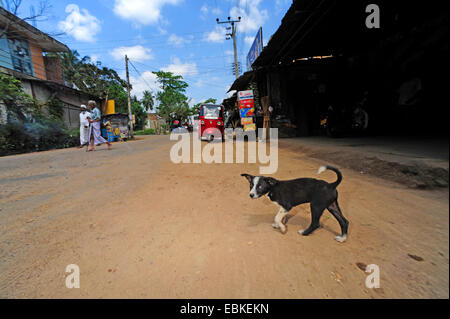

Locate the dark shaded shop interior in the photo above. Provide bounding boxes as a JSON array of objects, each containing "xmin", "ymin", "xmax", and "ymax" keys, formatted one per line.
[{"xmin": 226, "ymin": 0, "xmax": 449, "ymax": 138}]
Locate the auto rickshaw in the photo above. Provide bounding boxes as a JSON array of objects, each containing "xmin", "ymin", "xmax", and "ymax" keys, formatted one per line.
[{"xmin": 198, "ymin": 104, "xmax": 225, "ymax": 141}]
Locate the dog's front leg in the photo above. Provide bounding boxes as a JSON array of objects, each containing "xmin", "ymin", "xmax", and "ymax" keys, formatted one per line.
[{"xmin": 273, "ymin": 207, "xmax": 288, "ymax": 234}]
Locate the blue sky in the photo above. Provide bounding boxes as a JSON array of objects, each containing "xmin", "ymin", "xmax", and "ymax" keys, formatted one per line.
[{"xmin": 16, "ymin": 0, "xmax": 291, "ymax": 107}]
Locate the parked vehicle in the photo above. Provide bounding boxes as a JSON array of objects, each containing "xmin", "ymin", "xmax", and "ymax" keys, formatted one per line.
[
  {"xmin": 320, "ymin": 94, "xmax": 369, "ymax": 137},
  {"xmin": 198, "ymin": 104, "xmax": 225, "ymax": 141}
]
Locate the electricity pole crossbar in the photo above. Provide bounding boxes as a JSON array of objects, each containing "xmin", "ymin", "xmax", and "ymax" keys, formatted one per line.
[{"xmin": 216, "ymin": 16, "xmax": 241, "ymax": 79}]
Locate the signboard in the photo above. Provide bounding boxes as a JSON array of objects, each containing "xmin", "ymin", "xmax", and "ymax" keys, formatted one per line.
[
  {"xmin": 244, "ymin": 123, "xmax": 256, "ymax": 131},
  {"xmin": 240, "ymin": 108, "xmax": 255, "ymax": 117},
  {"xmin": 241, "ymin": 117, "xmax": 253, "ymax": 125},
  {"xmin": 246, "ymin": 27, "xmax": 263, "ymax": 71},
  {"xmin": 238, "ymin": 90, "xmax": 254, "ymax": 100},
  {"xmin": 239, "ymin": 99, "xmax": 254, "ymax": 109},
  {"xmin": 238, "ymin": 89, "xmax": 256, "ymax": 128}
]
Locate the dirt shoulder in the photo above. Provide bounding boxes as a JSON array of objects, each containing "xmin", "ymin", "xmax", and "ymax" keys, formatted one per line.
[{"xmin": 279, "ymin": 138, "xmax": 449, "ymax": 189}]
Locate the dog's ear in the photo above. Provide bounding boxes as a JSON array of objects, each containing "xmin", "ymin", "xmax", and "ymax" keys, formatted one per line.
[
  {"xmin": 241, "ymin": 173, "xmax": 253, "ymax": 183},
  {"xmin": 265, "ymin": 177, "xmax": 278, "ymax": 187}
]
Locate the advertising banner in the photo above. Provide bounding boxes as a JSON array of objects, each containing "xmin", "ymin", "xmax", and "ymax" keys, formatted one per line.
[
  {"xmin": 239, "ymin": 99, "xmax": 254, "ymax": 109},
  {"xmin": 246, "ymin": 27, "xmax": 263, "ymax": 71},
  {"xmin": 240, "ymin": 108, "xmax": 255, "ymax": 118},
  {"xmin": 238, "ymin": 90, "xmax": 254, "ymax": 101},
  {"xmin": 243, "ymin": 123, "xmax": 256, "ymax": 131},
  {"xmin": 241, "ymin": 117, "xmax": 254, "ymax": 125}
]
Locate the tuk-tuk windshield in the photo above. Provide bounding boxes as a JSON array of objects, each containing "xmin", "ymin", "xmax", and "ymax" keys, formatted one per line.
[{"xmin": 201, "ymin": 105, "xmax": 222, "ymax": 119}]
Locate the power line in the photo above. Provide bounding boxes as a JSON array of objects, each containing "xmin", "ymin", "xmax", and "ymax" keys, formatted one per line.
[
  {"xmin": 59, "ymin": 29, "xmax": 213, "ymax": 45},
  {"xmin": 128, "ymin": 59, "xmax": 155, "ymax": 93}
]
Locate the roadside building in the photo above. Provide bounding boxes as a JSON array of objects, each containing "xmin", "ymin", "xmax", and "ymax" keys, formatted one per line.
[
  {"xmin": 232, "ymin": 0, "xmax": 448, "ymax": 137},
  {"xmin": 145, "ymin": 113, "xmax": 166, "ymax": 134},
  {"xmin": 0, "ymin": 7, "xmax": 102, "ymax": 128}
]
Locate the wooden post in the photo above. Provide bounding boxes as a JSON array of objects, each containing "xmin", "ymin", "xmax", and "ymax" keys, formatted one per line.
[
  {"xmin": 261, "ymin": 96, "xmax": 271, "ymax": 140},
  {"xmin": 125, "ymin": 55, "xmax": 134, "ymax": 137}
]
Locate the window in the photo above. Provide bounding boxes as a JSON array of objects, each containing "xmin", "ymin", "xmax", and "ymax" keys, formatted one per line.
[{"xmin": 7, "ymin": 37, "xmax": 34, "ymax": 76}]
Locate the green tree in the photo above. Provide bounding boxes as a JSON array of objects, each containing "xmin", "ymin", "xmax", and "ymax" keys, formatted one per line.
[
  {"xmin": 192, "ymin": 98, "xmax": 217, "ymax": 115},
  {"xmin": 131, "ymin": 96, "xmax": 147, "ymax": 130},
  {"xmin": 0, "ymin": 73, "xmax": 38, "ymax": 122},
  {"xmin": 108, "ymin": 84, "xmax": 128, "ymax": 114},
  {"xmin": 153, "ymin": 71, "xmax": 190, "ymax": 123},
  {"xmin": 0, "ymin": 74, "xmax": 78, "ymax": 155},
  {"xmin": 141, "ymin": 90, "xmax": 154, "ymax": 111},
  {"xmin": 48, "ymin": 50, "xmax": 127, "ymax": 98}
]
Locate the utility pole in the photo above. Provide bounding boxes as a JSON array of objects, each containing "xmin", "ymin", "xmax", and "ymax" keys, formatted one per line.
[
  {"xmin": 216, "ymin": 16, "xmax": 241, "ymax": 79},
  {"xmin": 125, "ymin": 55, "xmax": 134, "ymax": 137}
]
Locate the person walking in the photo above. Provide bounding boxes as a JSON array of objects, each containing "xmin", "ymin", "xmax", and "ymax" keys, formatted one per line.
[
  {"xmin": 79, "ymin": 105, "xmax": 90, "ymax": 148},
  {"xmin": 87, "ymin": 100, "xmax": 111, "ymax": 151}
]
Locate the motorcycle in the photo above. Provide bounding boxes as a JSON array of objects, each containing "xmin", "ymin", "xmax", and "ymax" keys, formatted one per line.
[{"xmin": 320, "ymin": 99, "xmax": 369, "ymax": 137}]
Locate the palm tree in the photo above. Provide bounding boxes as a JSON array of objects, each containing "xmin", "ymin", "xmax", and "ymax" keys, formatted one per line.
[{"xmin": 141, "ymin": 90, "xmax": 154, "ymax": 111}]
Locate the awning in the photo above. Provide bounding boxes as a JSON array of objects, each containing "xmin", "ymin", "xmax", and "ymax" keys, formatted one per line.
[
  {"xmin": 252, "ymin": 0, "xmax": 387, "ymax": 68},
  {"xmin": 227, "ymin": 71, "xmax": 255, "ymax": 92}
]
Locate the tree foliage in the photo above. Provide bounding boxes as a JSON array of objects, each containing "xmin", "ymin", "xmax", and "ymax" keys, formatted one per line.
[
  {"xmin": 141, "ymin": 90, "xmax": 154, "ymax": 111},
  {"xmin": 153, "ymin": 71, "xmax": 195, "ymax": 123},
  {"xmin": 48, "ymin": 50, "xmax": 128, "ymax": 98},
  {"xmin": 49, "ymin": 51, "xmax": 150, "ymax": 130},
  {"xmin": 0, "ymin": 74, "xmax": 78, "ymax": 156},
  {"xmin": 0, "ymin": 73, "xmax": 39, "ymax": 122},
  {"xmin": 192, "ymin": 98, "xmax": 217, "ymax": 115}
]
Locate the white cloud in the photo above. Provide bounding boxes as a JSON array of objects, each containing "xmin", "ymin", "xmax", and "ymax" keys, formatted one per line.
[
  {"xmin": 204, "ymin": 25, "xmax": 226, "ymax": 43},
  {"xmin": 110, "ymin": 45, "xmax": 153, "ymax": 62},
  {"xmin": 200, "ymin": 4, "xmax": 208, "ymax": 15},
  {"xmin": 212, "ymin": 7, "xmax": 222, "ymax": 15},
  {"xmin": 230, "ymin": 0, "xmax": 268, "ymax": 34},
  {"xmin": 200, "ymin": 4, "xmax": 221, "ymax": 17},
  {"xmin": 113, "ymin": 0, "xmax": 181, "ymax": 25},
  {"xmin": 162, "ymin": 57, "xmax": 198, "ymax": 77},
  {"xmin": 58, "ymin": 4, "xmax": 101, "ymax": 42},
  {"xmin": 168, "ymin": 34, "xmax": 192, "ymax": 47},
  {"xmin": 130, "ymin": 71, "xmax": 159, "ymax": 99},
  {"xmin": 89, "ymin": 54, "xmax": 100, "ymax": 63},
  {"xmin": 157, "ymin": 27, "xmax": 168, "ymax": 35},
  {"xmin": 195, "ymin": 79, "xmax": 204, "ymax": 87},
  {"xmin": 245, "ymin": 36, "xmax": 255, "ymax": 46}
]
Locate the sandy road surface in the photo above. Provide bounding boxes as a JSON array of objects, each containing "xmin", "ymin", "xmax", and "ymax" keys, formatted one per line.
[{"xmin": 0, "ymin": 135, "xmax": 448, "ymax": 298}]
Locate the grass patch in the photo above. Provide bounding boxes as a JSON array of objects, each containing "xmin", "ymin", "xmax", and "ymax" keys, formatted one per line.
[{"xmin": 134, "ymin": 128, "xmax": 156, "ymax": 135}]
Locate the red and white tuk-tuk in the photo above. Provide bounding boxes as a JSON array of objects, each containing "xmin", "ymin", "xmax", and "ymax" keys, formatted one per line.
[{"xmin": 198, "ymin": 104, "xmax": 225, "ymax": 141}]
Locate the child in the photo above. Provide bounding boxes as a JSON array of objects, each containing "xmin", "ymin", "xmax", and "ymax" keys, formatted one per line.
[{"xmin": 104, "ymin": 120, "xmax": 114, "ymax": 144}]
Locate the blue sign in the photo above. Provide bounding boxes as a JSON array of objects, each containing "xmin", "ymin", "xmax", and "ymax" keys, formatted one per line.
[{"xmin": 246, "ymin": 27, "xmax": 263, "ymax": 71}]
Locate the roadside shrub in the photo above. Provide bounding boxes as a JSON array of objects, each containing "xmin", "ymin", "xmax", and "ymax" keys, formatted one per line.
[
  {"xmin": 0, "ymin": 74, "xmax": 79, "ymax": 156},
  {"xmin": 0, "ymin": 120, "xmax": 79, "ymax": 156}
]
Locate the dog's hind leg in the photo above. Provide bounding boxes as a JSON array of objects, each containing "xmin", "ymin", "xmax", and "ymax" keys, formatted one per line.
[
  {"xmin": 273, "ymin": 207, "xmax": 288, "ymax": 234},
  {"xmin": 327, "ymin": 200, "xmax": 349, "ymax": 242},
  {"xmin": 299, "ymin": 204, "xmax": 324, "ymax": 236}
]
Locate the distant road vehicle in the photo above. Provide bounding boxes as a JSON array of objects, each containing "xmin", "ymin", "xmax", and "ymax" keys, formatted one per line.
[{"xmin": 198, "ymin": 104, "xmax": 225, "ymax": 141}]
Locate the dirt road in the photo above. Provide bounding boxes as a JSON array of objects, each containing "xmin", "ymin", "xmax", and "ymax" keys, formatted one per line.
[{"xmin": 0, "ymin": 136, "xmax": 448, "ymax": 298}]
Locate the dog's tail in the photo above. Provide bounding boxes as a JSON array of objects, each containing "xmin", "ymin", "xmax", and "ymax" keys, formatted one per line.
[{"xmin": 317, "ymin": 165, "xmax": 342, "ymax": 188}]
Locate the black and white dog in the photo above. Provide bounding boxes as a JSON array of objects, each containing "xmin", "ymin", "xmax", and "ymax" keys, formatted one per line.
[{"xmin": 241, "ymin": 165, "xmax": 349, "ymax": 242}]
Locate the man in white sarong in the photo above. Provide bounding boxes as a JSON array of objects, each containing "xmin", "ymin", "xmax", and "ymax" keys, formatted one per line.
[{"xmin": 79, "ymin": 105, "xmax": 90, "ymax": 148}]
